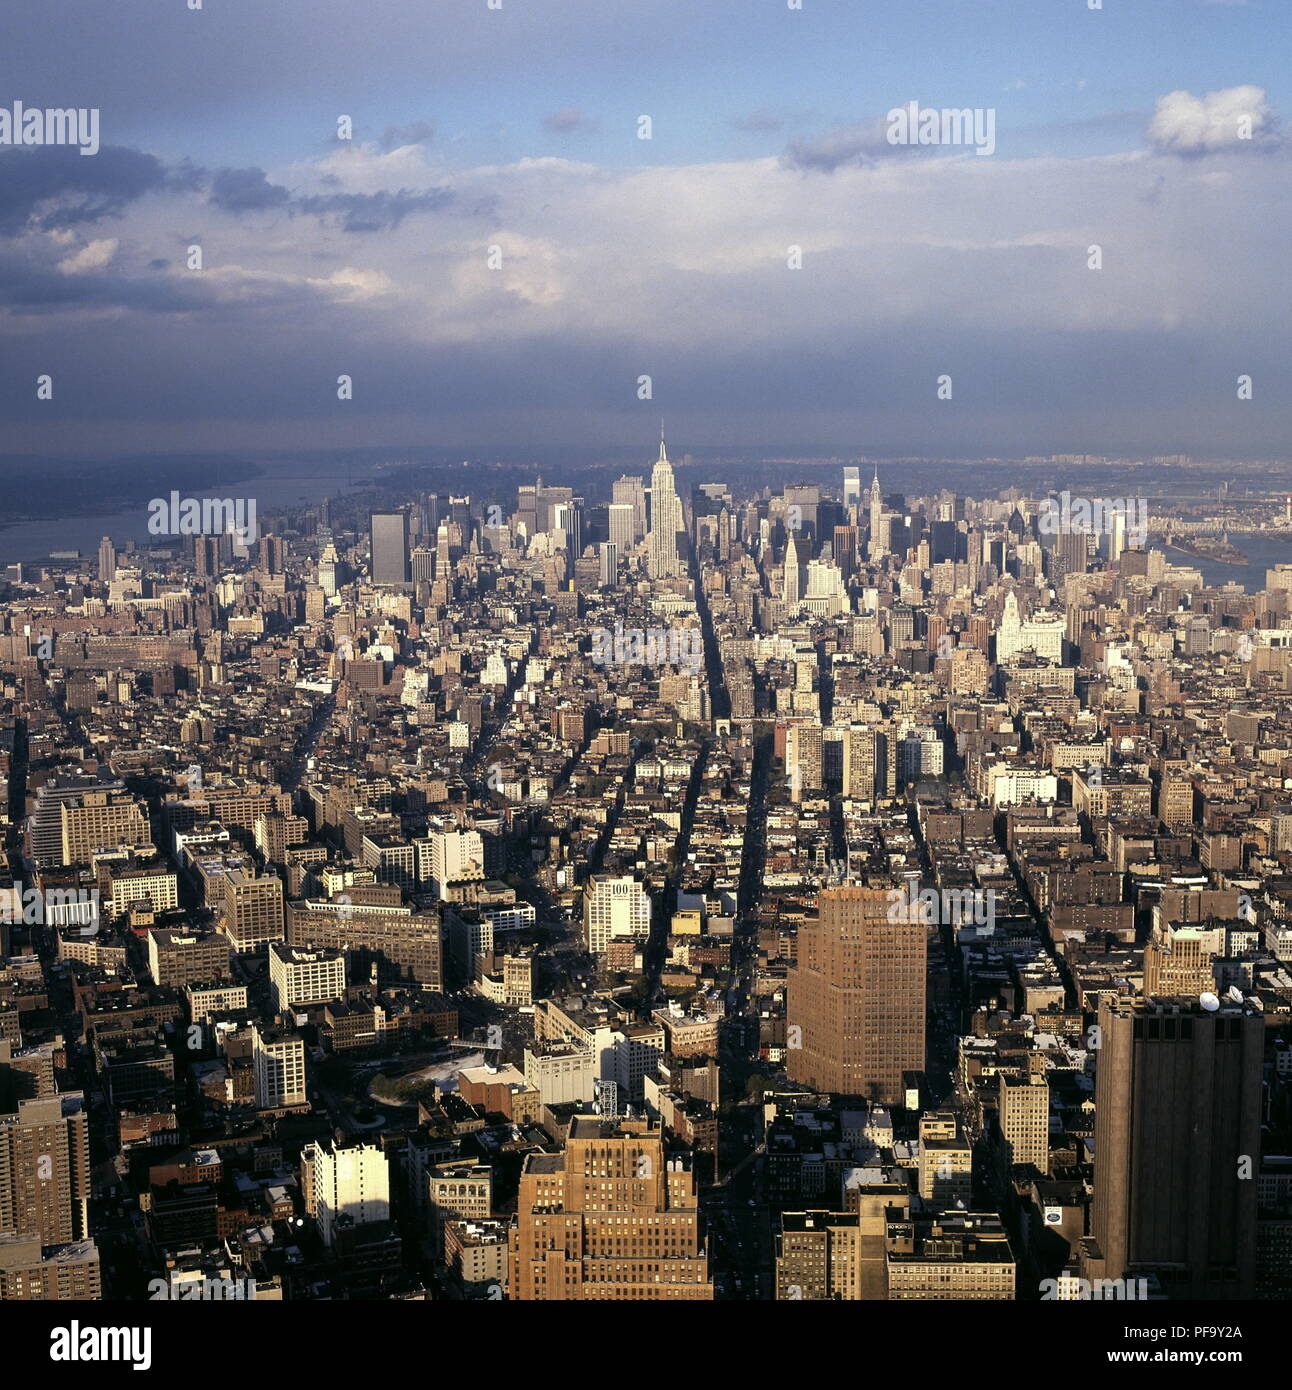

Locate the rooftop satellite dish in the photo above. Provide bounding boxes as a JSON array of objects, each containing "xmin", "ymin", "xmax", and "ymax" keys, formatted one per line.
[
  {"xmin": 1199, "ymin": 992, "xmax": 1221, "ymax": 1012},
  {"xmin": 1225, "ymin": 986, "xmax": 1244, "ymax": 1004}
]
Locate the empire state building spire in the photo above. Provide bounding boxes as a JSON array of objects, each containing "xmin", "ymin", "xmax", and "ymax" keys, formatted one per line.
[
  {"xmin": 648, "ymin": 431, "xmax": 683, "ymax": 580},
  {"xmin": 658, "ymin": 419, "xmax": 668, "ymax": 464}
]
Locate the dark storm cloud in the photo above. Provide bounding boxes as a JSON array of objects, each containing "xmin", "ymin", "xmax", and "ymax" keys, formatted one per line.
[
  {"xmin": 208, "ymin": 166, "xmax": 290, "ymax": 214},
  {"xmin": 293, "ymin": 187, "xmax": 457, "ymax": 232},
  {"xmin": 0, "ymin": 145, "xmax": 171, "ymax": 234},
  {"xmin": 204, "ymin": 166, "xmax": 459, "ymax": 231},
  {"xmin": 0, "ymin": 248, "xmax": 207, "ymax": 314}
]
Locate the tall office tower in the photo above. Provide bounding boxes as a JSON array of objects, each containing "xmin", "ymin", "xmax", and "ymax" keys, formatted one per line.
[
  {"xmin": 552, "ymin": 499, "xmax": 581, "ymax": 555},
  {"xmin": 782, "ymin": 530, "xmax": 804, "ymax": 605},
  {"xmin": 843, "ymin": 465, "xmax": 862, "ymax": 514},
  {"xmin": 787, "ymin": 885, "xmax": 926, "ymax": 1103},
  {"xmin": 1083, "ymin": 996, "xmax": 1262, "ymax": 1299},
  {"xmin": 998, "ymin": 1071, "xmax": 1050, "ymax": 1172},
  {"xmin": 252, "ymin": 1023, "xmax": 307, "ymax": 1110},
  {"xmin": 833, "ymin": 525, "xmax": 857, "ymax": 579},
  {"xmin": 369, "ymin": 510, "xmax": 411, "ymax": 586},
  {"xmin": 301, "ymin": 1138, "xmax": 390, "ymax": 1248},
  {"xmin": 784, "ymin": 483, "xmax": 821, "ymax": 541},
  {"xmin": 194, "ymin": 534, "xmax": 221, "ymax": 578},
  {"xmin": 868, "ymin": 468, "xmax": 887, "ymax": 560},
  {"xmin": 1053, "ymin": 525, "xmax": 1088, "ymax": 578},
  {"xmin": 410, "ymin": 546, "xmax": 435, "ymax": 584},
  {"xmin": 434, "ymin": 522, "xmax": 452, "ymax": 580},
  {"xmin": 0, "ymin": 1093, "xmax": 90, "ymax": 1246},
  {"xmin": 318, "ymin": 541, "xmax": 341, "ymax": 596},
  {"xmin": 785, "ymin": 721, "xmax": 824, "ymax": 802},
  {"xmin": 598, "ymin": 542, "xmax": 618, "ymax": 587},
  {"xmin": 258, "ymin": 534, "xmax": 286, "ymax": 574},
  {"xmin": 648, "ymin": 437, "xmax": 684, "ymax": 580},
  {"xmin": 96, "ymin": 536, "xmax": 116, "ymax": 584},
  {"xmin": 608, "ymin": 502, "xmax": 635, "ymax": 554},
  {"xmin": 1104, "ymin": 507, "xmax": 1127, "ymax": 565},
  {"xmin": 583, "ymin": 874, "xmax": 651, "ymax": 955},
  {"xmin": 612, "ymin": 475, "xmax": 648, "ymax": 542},
  {"xmin": 510, "ymin": 1118, "xmax": 713, "ymax": 1300},
  {"xmin": 842, "ymin": 724, "xmax": 878, "ymax": 801}
]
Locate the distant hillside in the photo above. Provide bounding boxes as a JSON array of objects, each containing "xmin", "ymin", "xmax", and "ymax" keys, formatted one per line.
[{"xmin": 0, "ymin": 454, "xmax": 264, "ymax": 523}]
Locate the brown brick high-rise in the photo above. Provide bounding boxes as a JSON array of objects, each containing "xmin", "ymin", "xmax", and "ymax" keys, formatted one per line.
[
  {"xmin": 1082, "ymin": 995, "xmax": 1262, "ymax": 1299},
  {"xmin": 787, "ymin": 885, "xmax": 926, "ymax": 1103}
]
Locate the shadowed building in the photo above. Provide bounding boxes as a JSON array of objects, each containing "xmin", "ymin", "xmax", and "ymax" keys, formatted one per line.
[{"xmin": 1082, "ymin": 995, "xmax": 1262, "ymax": 1299}]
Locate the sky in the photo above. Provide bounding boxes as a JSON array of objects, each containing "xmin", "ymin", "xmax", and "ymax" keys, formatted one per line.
[{"xmin": 0, "ymin": 0, "xmax": 1288, "ymax": 461}]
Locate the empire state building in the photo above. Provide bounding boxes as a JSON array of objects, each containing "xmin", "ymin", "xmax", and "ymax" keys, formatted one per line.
[{"xmin": 648, "ymin": 434, "xmax": 684, "ymax": 579}]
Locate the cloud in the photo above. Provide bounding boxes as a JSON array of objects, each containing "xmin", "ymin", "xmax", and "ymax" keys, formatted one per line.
[
  {"xmin": 0, "ymin": 119, "xmax": 1289, "ymax": 457},
  {"xmin": 57, "ymin": 238, "xmax": 119, "ymax": 274},
  {"xmin": 542, "ymin": 107, "xmax": 592, "ymax": 134},
  {"xmin": 0, "ymin": 145, "xmax": 171, "ymax": 235},
  {"xmin": 380, "ymin": 121, "xmax": 435, "ymax": 150},
  {"xmin": 208, "ymin": 166, "xmax": 291, "ymax": 214},
  {"xmin": 1148, "ymin": 85, "xmax": 1277, "ymax": 154},
  {"xmin": 781, "ymin": 120, "xmax": 888, "ymax": 172},
  {"xmin": 206, "ymin": 162, "xmax": 457, "ymax": 230},
  {"xmin": 293, "ymin": 187, "xmax": 457, "ymax": 231}
]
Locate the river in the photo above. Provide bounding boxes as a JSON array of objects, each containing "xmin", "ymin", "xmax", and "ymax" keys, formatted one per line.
[{"xmin": 1165, "ymin": 532, "xmax": 1292, "ymax": 593}]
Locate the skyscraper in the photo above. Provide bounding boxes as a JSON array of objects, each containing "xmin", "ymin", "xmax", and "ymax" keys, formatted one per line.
[
  {"xmin": 1083, "ymin": 995, "xmax": 1262, "ymax": 1299},
  {"xmin": 648, "ymin": 436, "xmax": 684, "ymax": 580},
  {"xmin": 612, "ymin": 475, "xmax": 648, "ymax": 542},
  {"xmin": 608, "ymin": 502, "xmax": 635, "ymax": 554},
  {"xmin": 598, "ymin": 541, "xmax": 618, "ymax": 587},
  {"xmin": 868, "ymin": 468, "xmax": 887, "ymax": 561},
  {"xmin": 782, "ymin": 530, "xmax": 804, "ymax": 605},
  {"xmin": 843, "ymin": 465, "xmax": 861, "ymax": 514},
  {"xmin": 787, "ymin": 884, "xmax": 926, "ymax": 1103},
  {"xmin": 97, "ymin": 537, "xmax": 116, "ymax": 584},
  {"xmin": 369, "ymin": 510, "xmax": 411, "ymax": 586}
]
